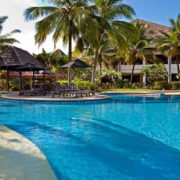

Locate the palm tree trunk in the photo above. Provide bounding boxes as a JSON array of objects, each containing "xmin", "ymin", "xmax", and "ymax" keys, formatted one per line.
[
  {"xmin": 168, "ymin": 57, "xmax": 172, "ymax": 83},
  {"xmin": 99, "ymin": 62, "xmax": 102, "ymax": 75},
  {"xmin": 91, "ymin": 48, "xmax": 99, "ymax": 85},
  {"xmin": 68, "ymin": 20, "xmax": 73, "ymax": 85},
  {"xmin": 130, "ymin": 64, "xmax": 135, "ymax": 84}
]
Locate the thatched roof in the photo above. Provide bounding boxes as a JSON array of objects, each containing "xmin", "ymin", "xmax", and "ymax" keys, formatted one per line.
[
  {"xmin": 55, "ymin": 49, "xmax": 66, "ymax": 56},
  {"xmin": 61, "ymin": 59, "xmax": 91, "ymax": 68},
  {"xmin": 0, "ymin": 46, "xmax": 45, "ymax": 70},
  {"xmin": 135, "ymin": 19, "xmax": 171, "ymax": 38}
]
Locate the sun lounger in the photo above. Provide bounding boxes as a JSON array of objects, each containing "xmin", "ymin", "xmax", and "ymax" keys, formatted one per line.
[
  {"xmin": 52, "ymin": 83, "xmax": 80, "ymax": 98},
  {"xmin": 64, "ymin": 83, "xmax": 95, "ymax": 97},
  {"xmin": 52, "ymin": 82, "xmax": 65, "ymax": 97},
  {"xmin": 19, "ymin": 84, "xmax": 49, "ymax": 96}
]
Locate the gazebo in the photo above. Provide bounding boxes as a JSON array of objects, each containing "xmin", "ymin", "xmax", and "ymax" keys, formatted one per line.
[
  {"xmin": 0, "ymin": 46, "xmax": 45, "ymax": 91},
  {"xmin": 61, "ymin": 59, "xmax": 91, "ymax": 68}
]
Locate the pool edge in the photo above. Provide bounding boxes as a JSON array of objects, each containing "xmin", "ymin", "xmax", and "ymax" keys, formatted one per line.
[{"xmin": 0, "ymin": 125, "xmax": 57, "ymax": 180}]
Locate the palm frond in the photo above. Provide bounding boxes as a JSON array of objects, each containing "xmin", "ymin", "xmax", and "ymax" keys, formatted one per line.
[
  {"xmin": 24, "ymin": 6, "xmax": 57, "ymax": 21},
  {"xmin": 35, "ymin": 10, "xmax": 62, "ymax": 45}
]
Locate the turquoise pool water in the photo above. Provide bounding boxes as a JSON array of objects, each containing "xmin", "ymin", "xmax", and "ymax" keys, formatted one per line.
[{"xmin": 1, "ymin": 94, "xmax": 180, "ymax": 179}]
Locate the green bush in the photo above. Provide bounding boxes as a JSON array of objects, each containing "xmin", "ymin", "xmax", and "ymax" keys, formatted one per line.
[
  {"xmin": 58, "ymin": 80, "xmax": 91, "ymax": 90},
  {"xmin": 123, "ymin": 82, "xmax": 131, "ymax": 88},
  {"xmin": 72, "ymin": 68, "xmax": 92, "ymax": 81},
  {"xmin": 131, "ymin": 83, "xmax": 137, "ymax": 89},
  {"xmin": 10, "ymin": 79, "xmax": 30, "ymax": 91},
  {"xmin": 114, "ymin": 79, "xmax": 128, "ymax": 88},
  {"xmin": 98, "ymin": 69, "xmax": 122, "ymax": 85},
  {"xmin": 142, "ymin": 64, "xmax": 168, "ymax": 85},
  {"xmin": 135, "ymin": 82, "xmax": 144, "ymax": 88},
  {"xmin": 153, "ymin": 81, "xmax": 171, "ymax": 90},
  {"xmin": 171, "ymin": 81, "xmax": 180, "ymax": 90}
]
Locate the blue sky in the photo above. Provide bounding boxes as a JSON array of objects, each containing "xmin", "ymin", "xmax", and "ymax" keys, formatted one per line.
[
  {"xmin": 37, "ymin": 0, "xmax": 180, "ymax": 26},
  {"xmin": 125, "ymin": 0, "xmax": 180, "ymax": 26}
]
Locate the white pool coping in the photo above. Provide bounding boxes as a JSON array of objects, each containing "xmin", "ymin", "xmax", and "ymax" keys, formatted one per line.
[
  {"xmin": 103, "ymin": 90, "xmax": 180, "ymax": 95},
  {"xmin": 0, "ymin": 125, "xmax": 57, "ymax": 180}
]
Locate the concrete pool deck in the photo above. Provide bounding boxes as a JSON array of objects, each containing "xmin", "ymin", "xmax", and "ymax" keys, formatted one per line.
[
  {"xmin": 0, "ymin": 93, "xmax": 110, "ymax": 102},
  {"xmin": 0, "ymin": 125, "xmax": 57, "ymax": 180}
]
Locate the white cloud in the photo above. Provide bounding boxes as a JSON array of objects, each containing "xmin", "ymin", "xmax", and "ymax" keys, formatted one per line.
[{"xmin": 0, "ymin": 0, "xmax": 68, "ymax": 54}]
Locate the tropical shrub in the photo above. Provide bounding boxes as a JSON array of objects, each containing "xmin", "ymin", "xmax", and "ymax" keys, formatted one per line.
[
  {"xmin": 10, "ymin": 79, "xmax": 30, "ymax": 91},
  {"xmin": 153, "ymin": 81, "xmax": 171, "ymax": 90},
  {"xmin": 58, "ymin": 80, "xmax": 91, "ymax": 90},
  {"xmin": 142, "ymin": 64, "xmax": 168, "ymax": 85},
  {"xmin": 99, "ymin": 70, "xmax": 122, "ymax": 85},
  {"xmin": 131, "ymin": 82, "xmax": 144, "ymax": 89},
  {"xmin": 72, "ymin": 68, "xmax": 92, "ymax": 81},
  {"xmin": 114, "ymin": 79, "xmax": 129, "ymax": 88},
  {"xmin": 0, "ymin": 71, "xmax": 7, "ymax": 90},
  {"xmin": 171, "ymin": 81, "xmax": 180, "ymax": 90},
  {"xmin": 0, "ymin": 79, "xmax": 7, "ymax": 90}
]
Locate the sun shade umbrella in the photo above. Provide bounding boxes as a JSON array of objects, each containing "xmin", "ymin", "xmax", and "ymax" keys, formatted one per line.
[
  {"xmin": 15, "ymin": 63, "xmax": 45, "ymax": 71},
  {"xmin": 61, "ymin": 59, "xmax": 91, "ymax": 68}
]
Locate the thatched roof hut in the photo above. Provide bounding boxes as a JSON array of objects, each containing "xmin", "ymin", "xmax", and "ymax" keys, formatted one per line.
[
  {"xmin": 0, "ymin": 46, "xmax": 45, "ymax": 70},
  {"xmin": 55, "ymin": 49, "xmax": 66, "ymax": 56},
  {"xmin": 0, "ymin": 46, "xmax": 45, "ymax": 91}
]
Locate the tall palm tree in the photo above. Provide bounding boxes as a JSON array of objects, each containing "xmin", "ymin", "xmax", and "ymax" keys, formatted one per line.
[
  {"xmin": 155, "ymin": 15, "xmax": 180, "ymax": 74},
  {"xmin": 169, "ymin": 14, "xmax": 180, "ymax": 38},
  {"xmin": 0, "ymin": 16, "xmax": 20, "ymax": 51},
  {"xmin": 77, "ymin": 33, "xmax": 120, "ymax": 72},
  {"xmin": 24, "ymin": 0, "xmax": 98, "ymax": 84},
  {"xmin": 75, "ymin": 0, "xmax": 137, "ymax": 85},
  {"xmin": 125, "ymin": 21, "xmax": 152, "ymax": 84},
  {"xmin": 155, "ymin": 32, "xmax": 180, "ymax": 73}
]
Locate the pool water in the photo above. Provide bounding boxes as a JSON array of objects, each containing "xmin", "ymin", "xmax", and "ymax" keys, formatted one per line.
[{"xmin": 1, "ymin": 94, "xmax": 180, "ymax": 179}]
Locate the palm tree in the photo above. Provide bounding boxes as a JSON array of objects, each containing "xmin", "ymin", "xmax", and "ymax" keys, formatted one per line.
[
  {"xmin": 153, "ymin": 15, "xmax": 180, "ymax": 84},
  {"xmin": 75, "ymin": 0, "xmax": 137, "ymax": 85},
  {"xmin": 125, "ymin": 21, "xmax": 152, "ymax": 84},
  {"xmin": 155, "ymin": 15, "xmax": 180, "ymax": 74},
  {"xmin": 24, "ymin": 0, "xmax": 97, "ymax": 84},
  {"xmin": 155, "ymin": 32, "xmax": 180, "ymax": 74},
  {"xmin": 169, "ymin": 14, "xmax": 180, "ymax": 39},
  {"xmin": 0, "ymin": 16, "xmax": 20, "ymax": 51},
  {"xmin": 77, "ymin": 33, "xmax": 120, "ymax": 72}
]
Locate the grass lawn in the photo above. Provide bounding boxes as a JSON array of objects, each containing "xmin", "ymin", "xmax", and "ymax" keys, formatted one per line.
[{"xmin": 102, "ymin": 88, "xmax": 152, "ymax": 92}]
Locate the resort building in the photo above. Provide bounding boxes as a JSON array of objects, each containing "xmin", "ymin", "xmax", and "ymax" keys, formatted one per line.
[{"xmin": 120, "ymin": 19, "xmax": 179, "ymax": 83}]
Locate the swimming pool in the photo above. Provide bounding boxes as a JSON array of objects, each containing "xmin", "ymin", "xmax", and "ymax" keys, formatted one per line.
[{"xmin": 1, "ymin": 94, "xmax": 180, "ymax": 179}]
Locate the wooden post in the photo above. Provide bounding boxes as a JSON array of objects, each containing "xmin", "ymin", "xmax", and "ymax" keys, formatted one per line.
[
  {"xmin": 143, "ymin": 61, "xmax": 146, "ymax": 88},
  {"xmin": 168, "ymin": 57, "xmax": 172, "ymax": 83},
  {"xmin": 43, "ymin": 73, "xmax": 46, "ymax": 84},
  {"xmin": 7, "ymin": 70, "xmax": 10, "ymax": 91},
  {"xmin": 19, "ymin": 71, "xmax": 22, "ymax": 91}
]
